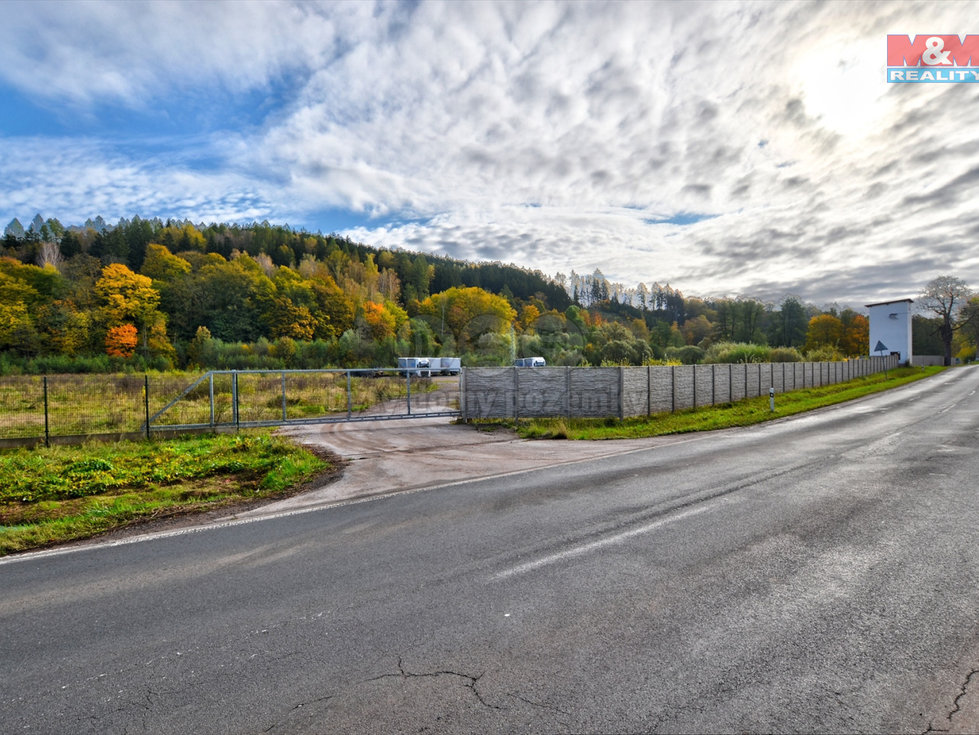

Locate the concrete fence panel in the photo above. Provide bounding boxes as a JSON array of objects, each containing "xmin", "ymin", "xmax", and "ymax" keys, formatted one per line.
[
  {"xmin": 693, "ymin": 365, "xmax": 712, "ymax": 409},
  {"xmin": 461, "ymin": 356, "xmax": 898, "ymax": 421},
  {"xmin": 517, "ymin": 367, "xmax": 568, "ymax": 418},
  {"xmin": 462, "ymin": 367, "xmax": 514, "ymax": 419},
  {"xmin": 622, "ymin": 367, "xmax": 649, "ymax": 417},
  {"xmin": 649, "ymin": 366, "xmax": 674, "ymax": 413},
  {"xmin": 570, "ymin": 367, "xmax": 620, "ymax": 418},
  {"xmin": 714, "ymin": 364, "xmax": 733, "ymax": 404},
  {"xmin": 673, "ymin": 366, "xmax": 694, "ymax": 411}
]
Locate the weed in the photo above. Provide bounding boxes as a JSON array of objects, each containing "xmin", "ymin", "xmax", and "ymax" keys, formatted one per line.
[{"xmin": 0, "ymin": 431, "xmax": 330, "ymax": 555}]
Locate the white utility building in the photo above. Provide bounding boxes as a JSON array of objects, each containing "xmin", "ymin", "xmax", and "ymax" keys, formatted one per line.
[{"xmin": 865, "ymin": 298, "xmax": 913, "ymax": 365}]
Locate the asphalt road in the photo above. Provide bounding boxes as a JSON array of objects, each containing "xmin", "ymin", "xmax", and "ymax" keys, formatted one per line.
[{"xmin": 3, "ymin": 367, "xmax": 979, "ymax": 734}]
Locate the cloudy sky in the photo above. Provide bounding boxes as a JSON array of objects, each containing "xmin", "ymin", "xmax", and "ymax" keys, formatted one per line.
[{"xmin": 1, "ymin": 0, "xmax": 977, "ymax": 306}]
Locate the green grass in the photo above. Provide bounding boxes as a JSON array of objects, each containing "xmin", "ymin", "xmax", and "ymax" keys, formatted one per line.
[
  {"xmin": 517, "ymin": 365, "xmax": 945, "ymax": 440},
  {"xmin": 0, "ymin": 431, "xmax": 331, "ymax": 556},
  {"xmin": 0, "ymin": 371, "xmax": 442, "ymax": 440}
]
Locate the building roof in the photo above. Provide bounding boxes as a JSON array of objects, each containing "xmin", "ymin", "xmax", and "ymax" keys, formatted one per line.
[{"xmin": 865, "ymin": 298, "xmax": 914, "ymax": 308}]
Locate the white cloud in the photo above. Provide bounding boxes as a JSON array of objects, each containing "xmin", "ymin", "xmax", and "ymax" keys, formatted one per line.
[
  {"xmin": 0, "ymin": 137, "xmax": 279, "ymax": 225},
  {"xmin": 2, "ymin": 0, "xmax": 979, "ymax": 305}
]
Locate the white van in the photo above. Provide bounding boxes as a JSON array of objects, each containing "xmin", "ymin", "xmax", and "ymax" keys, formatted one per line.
[{"xmin": 514, "ymin": 357, "xmax": 546, "ymax": 367}]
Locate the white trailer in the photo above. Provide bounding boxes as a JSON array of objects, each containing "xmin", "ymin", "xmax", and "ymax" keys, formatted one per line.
[
  {"xmin": 438, "ymin": 357, "xmax": 461, "ymax": 375},
  {"xmin": 397, "ymin": 357, "xmax": 431, "ymax": 377}
]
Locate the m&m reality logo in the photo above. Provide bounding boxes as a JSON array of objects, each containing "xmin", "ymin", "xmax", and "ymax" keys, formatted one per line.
[{"xmin": 887, "ymin": 35, "xmax": 979, "ymax": 82}]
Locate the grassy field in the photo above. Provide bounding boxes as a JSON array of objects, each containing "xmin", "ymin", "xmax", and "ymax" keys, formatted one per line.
[
  {"xmin": 0, "ymin": 371, "xmax": 438, "ymax": 440},
  {"xmin": 516, "ymin": 365, "xmax": 945, "ymax": 439},
  {"xmin": 0, "ymin": 431, "xmax": 332, "ymax": 556}
]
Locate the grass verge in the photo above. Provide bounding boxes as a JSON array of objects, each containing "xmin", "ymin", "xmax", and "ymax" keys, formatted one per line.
[
  {"xmin": 517, "ymin": 365, "xmax": 945, "ymax": 440},
  {"xmin": 0, "ymin": 431, "xmax": 334, "ymax": 556}
]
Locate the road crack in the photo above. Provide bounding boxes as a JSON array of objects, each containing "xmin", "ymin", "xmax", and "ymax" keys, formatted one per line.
[
  {"xmin": 366, "ymin": 657, "xmax": 505, "ymax": 711},
  {"xmin": 923, "ymin": 668, "xmax": 979, "ymax": 734}
]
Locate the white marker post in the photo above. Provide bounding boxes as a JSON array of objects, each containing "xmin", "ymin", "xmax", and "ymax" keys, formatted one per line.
[{"xmin": 769, "ymin": 386, "xmax": 775, "ymax": 413}]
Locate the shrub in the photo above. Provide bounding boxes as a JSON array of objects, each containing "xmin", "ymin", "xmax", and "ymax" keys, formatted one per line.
[
  {"xmin": 805, "ymin": 345, "xmax": 844, "ymax": 361},
  {"xmin": 768, "ymin": 347, "xmax": 803, "ymax": 362},
  {"xmin": 702, "ymin": 342, "xmax": 770, "ymax": 364},
  {"xmin": 665, "ymin": 345, "xmax": 705, "ymax": 364}
]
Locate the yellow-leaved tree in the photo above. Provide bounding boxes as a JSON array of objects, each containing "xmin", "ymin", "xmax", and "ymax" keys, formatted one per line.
[
  {"xmin": 94, "ymin": 263, "xmax": 171, "ymax": 359},
  {"xmin": 418, "ymin": 287, "xmax": 516, "ymax": 361}
]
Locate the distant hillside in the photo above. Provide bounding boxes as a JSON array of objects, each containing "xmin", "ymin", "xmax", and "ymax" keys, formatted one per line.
[{"xmin": 0, "ymin": 214, "xmax": 881, "ymax": 373}]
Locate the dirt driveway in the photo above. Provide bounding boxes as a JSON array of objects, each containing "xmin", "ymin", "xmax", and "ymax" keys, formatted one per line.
[{"xmin": 234, "ymin": 415, "xmax": 691, "ymax": 520}]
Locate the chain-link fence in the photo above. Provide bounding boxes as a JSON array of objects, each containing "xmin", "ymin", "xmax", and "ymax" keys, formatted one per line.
[{"xmin": 0, "ymin": 370, "xmax": 459, "ymax": 447}]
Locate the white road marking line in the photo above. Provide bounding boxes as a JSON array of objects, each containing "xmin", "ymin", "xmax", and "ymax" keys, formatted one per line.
[{"xmin": 491, "ymin": 504, "xmax": 711, "ymax": 581}]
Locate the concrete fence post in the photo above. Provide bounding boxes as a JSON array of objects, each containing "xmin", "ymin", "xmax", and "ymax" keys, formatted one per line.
[
  {"xmin": 566, "ymin": 366, "xmax": 572, "ymax": 421},
  {"xmin": 711, "ymin": 364, "xmax": 716, "ymax": 406},
  {"xmin": 647, "ymin": 365, "xmax": 652, "ymax": 417},
  {"xmin": 513, "ymin": 366, "xmax": 519, "ymax": 421},
  {"xmin": 692, "ymin": 364, "xmax": 697, "ymax": 409},
  {"xmin": 671, "ymin": 365, "xmax": 676, "ymax": 413},
  {"xmin": 618, "ymin": 367, "xmax": 625, "ymax": 420}
]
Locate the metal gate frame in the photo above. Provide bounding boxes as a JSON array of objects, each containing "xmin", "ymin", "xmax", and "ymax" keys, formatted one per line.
[{"xmin": 147, "ymin": 368, "xmax": 459, "ymax": 433}]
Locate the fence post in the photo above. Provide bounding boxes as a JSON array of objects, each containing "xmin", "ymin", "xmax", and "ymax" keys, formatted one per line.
[
  {"xmin": 618, "ymin": 367, "xmax": 625, "ymax": 420},
  {"xmin": 513, "ymin": 366, "xmax": 519, "ymax": 421},
  {"xmin": 647, "ymin": 365, "xmax": 652, "ymax": 417},
  {"xmin": 144, "ymin": 375, "xmax": 150, "ymax": 440},
  {"xmin": 209, "ymin": 372, "xmax": 215, "ymax": 427},
  {"xmin": 233, "ymin": 371, "xmax": 239, "ymax": 432},
  {"xmin": 43, "ymin": 376, "xmax": 50, "ymax": 448},
  {"xmin": 347, "ymin": 371, "xmax": 353, "ymax": 419},
  {"xmin": 461, "ymin": 368, "xmax": 468, "ymax": 423},
  {"xmin": 281, "ymin": 371, "xmax": 288, "ymax": 422},
  {"xmin": 692, "ymin": 364, "xmax": 697, "ymax": 409},
  {"xmin": 712, "ymin": 364, "xmax": 716, "ymax": 406},
  {"xmin": 406, "ymin": 370, "xmax": 411, "ymax": 416},
  {"xmin": 671, "ymin": 365, "xmax": 676, "ymax": 413},
  {"xmin": 565, "ymin": 366, "xmax": 571, "ymax": 420}
]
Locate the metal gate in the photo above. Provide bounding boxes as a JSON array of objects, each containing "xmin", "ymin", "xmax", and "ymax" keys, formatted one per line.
[{"xmin": 148, "ymin": 368, "xmax": 460, "ymax": 432}]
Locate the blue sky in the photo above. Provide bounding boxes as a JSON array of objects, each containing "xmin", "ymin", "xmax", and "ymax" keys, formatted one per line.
[{"xmin": 1, "ymin": 0, "xmax": 978, "ymax": 306}]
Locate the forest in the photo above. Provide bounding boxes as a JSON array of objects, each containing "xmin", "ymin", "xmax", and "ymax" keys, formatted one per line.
[{"xmin": 0, "ymin": 214, "xmax": 966, "ymax": 374}]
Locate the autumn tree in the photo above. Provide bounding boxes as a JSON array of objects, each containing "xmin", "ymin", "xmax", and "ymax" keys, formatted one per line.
[
  {"xmin": 418, "ymin": 287, "xmax": 516, "ymax": 352},
  {"xmin": 919, "ymin": 275, "xmax": 971, "ymax": 366},
  {"xmin": 35, "ymin": 300, "xmax": 90, "ymax": 356},
  {"xmin": 361, "ymin": 301, "xmax": 398, "ymax": 341},
  {"xmin": 105, "ymin": 323, "xmax": 138, "ymax": 358},
  {"xmin": 94, "ymin": 264, "xmax": 160, "ymax": 326},
  {"xmin": 0, "ymin": 301, "xmax": 39, "ymax": 354},
  {"xmin": 519, "ymin": 304, "xmax": 541, "ymax": 333},
  {"xmin": 805, "ymin": 314, "xmax": 844, "ymax": 352},
  {"xmin": 141, "ymin": 243, "xmax": 191, "ymax": 283},
  {"xmin": 94, "ymin": 263, "xmax": 171, "ymax": 358},
  {"xmin": 959, "ymin": 296, "xmax": 979, "ymax": 359},
  {"xmin": 841, "ymin": 313, "xmax": 869, "ymax": 356}
]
